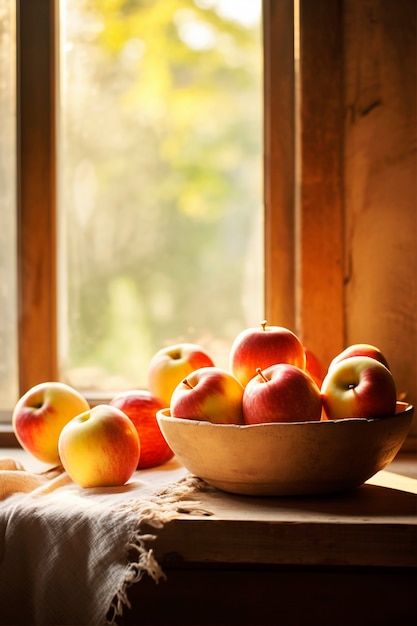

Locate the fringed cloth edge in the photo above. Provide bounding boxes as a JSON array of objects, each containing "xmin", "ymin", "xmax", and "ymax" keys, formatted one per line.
[{"xmin": 105, "ymin": 473, "xmax": 212, "ymax": 625}]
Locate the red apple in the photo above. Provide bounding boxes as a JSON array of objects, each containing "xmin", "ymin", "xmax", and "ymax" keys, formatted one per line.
[
  {"xmin": 110, "ymin": 390, "xmax": 174, "ymax": 468},
  {"xmin": 58, "ymin": 404, "xmax": 140, "ymax": 488},
  {"xmin": 170, "ymin": 366, "xmax": 244, "ymax": 424},
  {"xmin": 148, "ymin": 342, "xmax": 215, "ymax": 406},
  {"xmin": 229, "ymin": 321, "xmax": 306, "ymax": 387},
  {"xmin": 305, "ymin": 348, "xmax": 326, "ymax": 388},
  {"xmin": 321, "ymin": 355, "xmax": 397, "ymax": 420},
  {"xmin": 12, "ymin": 381, "xmax": 90, "ymax": 465},
  {"xmin": 329, "ymin": 343, "xmax": 390, "ymax": 371},
  {"xmin": 243, "ymin": 363, "xmax": 322, "ymax": 424}
]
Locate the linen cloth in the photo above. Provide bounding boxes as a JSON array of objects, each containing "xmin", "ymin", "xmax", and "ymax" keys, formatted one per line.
[{"xmin": 0, "ymin": 456, "xmax": 210, "ymax": 625}]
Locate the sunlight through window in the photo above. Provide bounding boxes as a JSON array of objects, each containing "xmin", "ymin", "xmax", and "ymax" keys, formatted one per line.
[
  {"xmin": 58, "ymin": 0, "xmax": 263, "ymax": 393},
  {"xmin": 0, "ymin": 1, "xmax": 17, "ymax": 414}
]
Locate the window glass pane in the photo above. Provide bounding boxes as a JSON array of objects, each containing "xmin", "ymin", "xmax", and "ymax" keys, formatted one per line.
[
  {"xmin": 58, "ymin": 0, "xmax": 263, "ymax": 393},
  {"xmin": 0, "ymin": 1, "xmax": 17, "ymax": 416}
]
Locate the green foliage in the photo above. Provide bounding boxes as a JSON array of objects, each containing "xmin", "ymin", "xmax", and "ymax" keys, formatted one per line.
[{"xmin": 61, "ymin": 0, "xmax": 262, "ymax": 389}]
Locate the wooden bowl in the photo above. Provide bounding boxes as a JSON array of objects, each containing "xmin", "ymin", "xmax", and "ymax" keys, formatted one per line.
[{"xmin": 156, "ymin": 402, "xmax": 414, "ymax": 496}]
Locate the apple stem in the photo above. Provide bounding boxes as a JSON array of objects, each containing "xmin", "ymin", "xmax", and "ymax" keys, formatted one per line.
[
  {"xmin": 260, "ymin": 320, "xmax": 267, "ymax": 331},
  {"xmin": 256, "ymin": 367, "xmax": 269, "ymax": 383},
  {"xmin": 182, "ymin": 379, "xmax": 194, "ymax": 390}
]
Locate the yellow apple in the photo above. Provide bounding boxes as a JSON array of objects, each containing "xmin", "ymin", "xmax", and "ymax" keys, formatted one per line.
[
  {"xmin": 58, "ymin": 404, "xmax": 140, "ymax": 488},
  {"xmin": 321, "ymin": 356, "xmax": 397, "ymax": 420},
  {"xmin": 148, "ymin": 342, "xmax": 214, "ymax": 406},
  {"xmin": 170, "ymin": 366, "xmax": 245, "ymax": 424},
  {"xmin": 12, "ymin": 381, "xmax": 90, "ymax": 465}
]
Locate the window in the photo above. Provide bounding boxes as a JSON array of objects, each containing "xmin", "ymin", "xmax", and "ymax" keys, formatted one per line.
[
  {"xmin": 2, "ymin": 0, "xmax": 267, "ymax": 416},
  {"xmin": 58, "ymin": 0, "xmax": 263, "ymax": 393},
  {"xmin": 0, "ymin": 1, "xmax": 17, "ymax": 417},
  {"xmin": 1, "ymin": 0, "xmax": 337, "ymax": 420}
]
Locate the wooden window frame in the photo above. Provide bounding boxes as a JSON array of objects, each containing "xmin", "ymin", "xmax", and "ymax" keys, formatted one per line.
[
  {"xmin": 264, "ymin": 0, "xmax": 344, "ymax": 360},
  {"xmin": 17, "ymin": 0, "xmax": 58, "ymax": 392},
  {"xmin": 15, "ymin": 0, "xmax": 345, "ymax": 398}
]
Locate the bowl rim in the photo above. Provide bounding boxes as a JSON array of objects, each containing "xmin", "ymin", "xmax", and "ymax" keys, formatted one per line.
[{"xmin": 157, "ymin": 401, "xmax": 414, "ymax": 429}]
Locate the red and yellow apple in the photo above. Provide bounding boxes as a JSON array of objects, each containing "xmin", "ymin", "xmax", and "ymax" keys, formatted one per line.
[
  {"xmin": 229, "ymin": 321, "xmax": 306, "ymax": 387},
  {"xmin": 12, "ymin": 381, "xmax": 90, "ymax": 465},
  {"xmin": 321, "ymin": 355, "xmax": 397, "ymax": 420},
  {"xmin": 170, "ymin": 366, "xmax": 244, "ymax": 424},
  {"xmin": 328, "ymin": 343, "xmax": 390, "ymax": 372},
  {"xmin": 305, "ymin": 348, "xmax": 326, "ymax": 388},
  {"xmin": 58, "ymin": 404, "xmax": 140, "ymax": 488},
  {"xmin": 243, "ymin": 363, "xmax": 322, "ymax": 424},
  {"xmin": 148, "ymin": 342, "xmax": 215, "ymax": 406},
  {"xmin": 110, "ymin": 390, "xmax": 174, "ymax": 468}
]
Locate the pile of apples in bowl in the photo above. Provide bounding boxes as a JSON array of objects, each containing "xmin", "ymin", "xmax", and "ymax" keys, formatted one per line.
[
  {"xmin": 10, "ymin": 321, "xmax": 413, "ymax": 496},
  {"xmin": 154, "ymin": 322, "xmax": 414, "ymax": 496}
]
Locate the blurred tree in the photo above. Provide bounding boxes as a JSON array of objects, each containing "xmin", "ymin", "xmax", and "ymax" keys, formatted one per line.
[{"xmin": 60, "ymin": 0, "xmax": 262, "ymax": 390}]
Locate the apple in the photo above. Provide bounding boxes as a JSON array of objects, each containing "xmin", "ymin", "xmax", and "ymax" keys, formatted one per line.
[
  {"xmin": 328, "ymin": 343, "xmax": 390, "ymax": 371},
  {"xmin": 110, "ymin": 390, "xmax": 174, "ymax": 468},
  {"xmin": 243, "ymin": 363, "xmax": 322, "ymax": 424},
  {"xmin": 305, "ymin": 348, "xmax": 326, "ymax": 388},
  {"xmin": 229, "ymin": 321, "xmax": 306, "ymax": 387},
  {"xmin": 170, "ymin": 366, "xmax": 244, "ymax": 424},
  {"xmin": 12, "ymin": 381, "xmax": 90, "ymax": 465},
  {"xmin": 320, "ymin": 355, "xmax": 397, "ymax": 420},
  {"xmin": 148, "ymin": 342, "xmax": 215, "ymax": 406},
  {"xmin": 58, "ymin": 404, "xmax": 140, "ymax": 488}
]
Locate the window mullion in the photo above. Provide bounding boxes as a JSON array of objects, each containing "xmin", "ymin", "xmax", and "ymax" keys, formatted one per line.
[
  {"xmin": 16, "ymin": 0, "xmax": 57, "ymax": 394},
  {"xmin": 263, "ymin": 0, "xmax": 296, "ymax": 331}
]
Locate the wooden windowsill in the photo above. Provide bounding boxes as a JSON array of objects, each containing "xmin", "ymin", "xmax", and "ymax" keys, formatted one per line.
[
  {"xmin": 1, "ymin": 446, "xmax": 416, "ymax": 558},
  {"xmin": 129, "ymin": 454, "xmax": 416, "ymax": 625}
]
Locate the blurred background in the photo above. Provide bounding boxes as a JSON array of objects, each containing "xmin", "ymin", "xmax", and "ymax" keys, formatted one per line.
[
  {"xmin": 0, "ymin": 0, "xmax": 263, "ymax": 409},
  {"xmin": 58, "ymin": 0, "xmax": 263, "ymax": 392}
]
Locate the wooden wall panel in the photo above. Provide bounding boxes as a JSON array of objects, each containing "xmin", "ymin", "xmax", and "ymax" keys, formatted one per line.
[
  {"xmin": 297, "ymin": 0, "xmax": 345, "ymax": 366},
  {"xmin": 265, "ymin": 0, "xmax": 415, "ymax": 447},
  {"xmin": 343, "ymin": 0, "xmax": 417, "ymax": 443}
]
